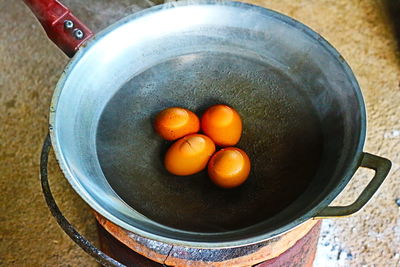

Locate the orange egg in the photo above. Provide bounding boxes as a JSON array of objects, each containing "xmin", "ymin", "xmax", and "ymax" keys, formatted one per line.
[
  {"xmin": 164, "ymin": 134, "xmax": 216, "ymax": 176},
  {"xmin": 201, "ymin": 104, "xmax": 242, "ymax": 146},
  {"xmin": 208, "ymin": 147, "xmax": 251, "ymax": 188},
  {"xmin": 154, "ymin": 107, "xmax": 200, "ymax": 141}
]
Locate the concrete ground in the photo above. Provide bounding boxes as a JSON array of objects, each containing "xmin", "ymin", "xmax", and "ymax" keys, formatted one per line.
[{"xmin": 1, "ymin": 0, "xmax": 399, "ymax": 266}]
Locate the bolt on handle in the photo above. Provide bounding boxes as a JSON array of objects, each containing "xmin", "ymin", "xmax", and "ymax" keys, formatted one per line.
[{"xmin": 23, "ymin": 0, "xmax": 93, "ymax": 57}]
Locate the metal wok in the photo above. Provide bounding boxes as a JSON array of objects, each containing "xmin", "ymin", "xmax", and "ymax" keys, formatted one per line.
[{"xmin": 26, "ymin": 0, "xmax": 391, "ymax": 253}]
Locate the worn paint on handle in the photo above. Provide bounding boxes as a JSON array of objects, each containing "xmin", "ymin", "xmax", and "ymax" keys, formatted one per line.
[{"xmin": 23, "ymin": 0, "xmax": 93, "ymax": 57}]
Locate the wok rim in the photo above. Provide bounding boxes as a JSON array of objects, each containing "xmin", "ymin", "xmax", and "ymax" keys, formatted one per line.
[{"xmin": 49, "ymin": 0, "xmax": 366, "ymax": 248}]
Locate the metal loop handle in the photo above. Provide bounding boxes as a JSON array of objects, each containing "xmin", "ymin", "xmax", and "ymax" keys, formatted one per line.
[
  {"xmin": 40, "ymin": 133, "xmax": 126, "ymax": 267},
  {"xmin": 314, "ymin": 152, "xmax": 391, "ymax": 218}
]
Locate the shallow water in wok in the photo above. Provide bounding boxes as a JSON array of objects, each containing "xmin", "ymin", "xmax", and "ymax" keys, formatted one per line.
[{"xmin": 96, "ymin": 51, "xmax": 323, "ymax": 232}]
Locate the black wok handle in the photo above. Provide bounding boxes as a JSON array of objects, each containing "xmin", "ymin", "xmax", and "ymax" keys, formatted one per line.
[
  {"xmin": 40, "ymin": 133, "xmax": 125, "ymax": 267},
  {"xmin": 313, "ymin": 152, "xmax": 391, "ymax": 218}
]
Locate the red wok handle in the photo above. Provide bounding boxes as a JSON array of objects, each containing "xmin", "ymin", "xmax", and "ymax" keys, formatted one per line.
[{"xmin": 23, "ymin": 0, "xmax": 94, "ymax": 57}]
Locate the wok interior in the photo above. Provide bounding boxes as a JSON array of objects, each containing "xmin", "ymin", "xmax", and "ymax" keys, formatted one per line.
[
  {"xmin": 54, "ymin": 3, "xmax": 362, "ymax": 242},
  {"xmin": 97, "ymin": 52, "xmax": 323, "ymax": 231}
]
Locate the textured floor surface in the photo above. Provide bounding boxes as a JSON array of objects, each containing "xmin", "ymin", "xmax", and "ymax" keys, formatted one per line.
[{"xmin": 1, "ymin": 0, "xmax": 399, "ymax": 266}]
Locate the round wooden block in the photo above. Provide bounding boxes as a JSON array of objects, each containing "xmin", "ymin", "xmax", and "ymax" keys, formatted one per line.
[{"xmin": 95, "ymin": 212, "xmax": 321, "ymax": 266}]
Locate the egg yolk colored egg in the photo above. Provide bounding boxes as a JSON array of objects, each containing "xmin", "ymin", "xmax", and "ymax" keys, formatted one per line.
[
  {"xmin": 208, "ymin": 147, "xmax": 251, "ymax": 188},
  {"xmin": 164, "ymin": 134, "xmax": 216, "ymax": 176},
  {"xmin": 154, "ymin": 107, "xmax": 200, "ymax": 141},
  {"xmin": 201, "ymin": 104, "xmax": 242, "ymax": 146}
]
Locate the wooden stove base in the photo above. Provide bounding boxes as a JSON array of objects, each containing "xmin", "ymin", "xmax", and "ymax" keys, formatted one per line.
[
  {"xmin": 96, "ymin": 213, "xmax": 321, "ymax": 267},
  {"xmin": 98, "ymin": 222, "xmax": 162, "ymax": 267}
]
